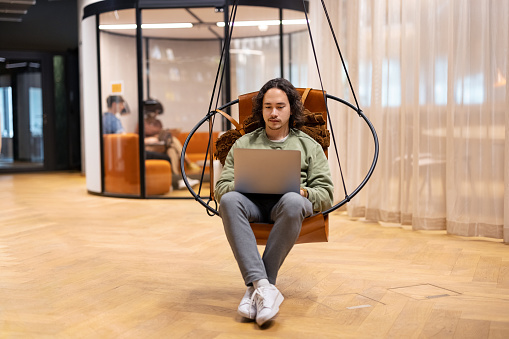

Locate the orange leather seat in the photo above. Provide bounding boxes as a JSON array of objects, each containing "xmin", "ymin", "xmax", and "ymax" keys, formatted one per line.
[
  {"xmin": 237, "ymin": 88, "xmax": 329, "ymax": 244},
  {"xmin": 103, "ymin": 133, "xmax": 171, "ymax": 195}
]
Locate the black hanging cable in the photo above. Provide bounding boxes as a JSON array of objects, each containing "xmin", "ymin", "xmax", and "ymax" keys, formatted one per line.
[
  {"xmin": 213, "ymin": 4, "xmax": 238, "ymax": 111},
  {"xmin": 206, "ymin": 2, "xmax": 238, "ymax": 115},
  {"xmin": 301, "ymin": 0, "xmax": 350, "ymax": 201},
  {"xmin": 321, "ymin": 0, "xmax": 361, "ymax": 113},
  {"xmin": 190, "ymin": 1, "xmax": 239, "ymax": 199},
  {"xmin": 181, "ymin": 0, "xmax": 378, "ymax": 218}
]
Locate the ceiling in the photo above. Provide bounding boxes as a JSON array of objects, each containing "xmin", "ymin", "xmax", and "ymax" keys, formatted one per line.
[
  {"xmin": 99, "ymin": 6, "xmax": 309, "ymax": 40},
  {"xmin": 0, "ymin": 0, "xmax": 71, "ymax": 23},
  {"xmin": 0, "ymin": 0, "xmax": 36, "ymax": 22}
]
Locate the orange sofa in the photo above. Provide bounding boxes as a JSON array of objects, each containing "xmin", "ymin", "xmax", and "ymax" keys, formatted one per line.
[
  {"xmin": 103, "ymin": 133, "xmax": 172, "ymax": 195},
  {"xmin": 175, "ymin": 131, "xmax": 219, "ymax": 173}
]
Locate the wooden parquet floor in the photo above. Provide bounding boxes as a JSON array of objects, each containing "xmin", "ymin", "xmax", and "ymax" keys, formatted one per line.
[{"xmin": 1, "ymin": 172, "xmax": 508, "ymax": 338}]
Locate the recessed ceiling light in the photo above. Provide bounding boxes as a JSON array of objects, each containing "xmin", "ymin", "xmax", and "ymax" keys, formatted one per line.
[
  {"xmin": 99, "ymin": 23, "xmax": 193, "ymax": 30},
  {"xmin": 230, "ymin": 49, "xmax": 264, "ymax": 55},
  {"xmin": 216, "ymin": 19, "xmax": 309, "ymax": 27},
  {"xmin": 142, "ymin": 23, "xmax": 193, "ymax": 29},
  {"xmin": 99, "ymin": 24, "xmax": 136, "ymax": 30}
]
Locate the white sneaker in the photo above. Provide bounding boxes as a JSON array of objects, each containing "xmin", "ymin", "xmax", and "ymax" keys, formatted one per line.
[
  {"xmin": 237, "ymin": 286, "xmax": 256, "ymax": 319},
  {"xmin": 253, "ymin": 285, "xmax": 284, "ymax": 326},
  {"xmin": 178, "ymin": 178, "xmax": 199, "ymax": 189}
]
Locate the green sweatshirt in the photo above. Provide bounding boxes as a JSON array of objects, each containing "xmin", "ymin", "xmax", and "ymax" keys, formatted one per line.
[{"xmin": 215, "ymin": 127, "xmax": 334, "ymax": 212}]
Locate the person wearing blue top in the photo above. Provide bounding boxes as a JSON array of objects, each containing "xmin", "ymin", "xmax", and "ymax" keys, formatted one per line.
[{"xmin": 102, "ymin": 95, "xmax": 126, "ymax": 134}]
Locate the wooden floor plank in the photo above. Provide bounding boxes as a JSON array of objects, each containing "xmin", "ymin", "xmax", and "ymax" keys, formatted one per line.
[
  {"xmin": 386, "ymin": 299, "xmax": 435, "ymax": 338},
  {"xmin": 421, "ymin": 308, "xmax": 462, "ymax": 338},
  {"xmin": 489, "ymin": 321, "xmax": 509, "ymax": 339},
  {"xmin": 474, "ymin": 257, "xmax": 502, "ymax": 283},
  {"xmin": 453, "ymin": 318, "xmax": 490, "ymax": 339}
]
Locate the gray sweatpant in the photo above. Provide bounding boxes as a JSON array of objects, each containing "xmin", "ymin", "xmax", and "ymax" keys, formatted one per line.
[{"xmin": 219, "ymin": 191, "xmax": 313, "ymax": 286}]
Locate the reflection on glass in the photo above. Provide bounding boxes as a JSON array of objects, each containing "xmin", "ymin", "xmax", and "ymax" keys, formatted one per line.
[
  {"xmin": 146, "ymin": 38, "xmax": 220, "ymax": 132},
  {"xmin": 0, "ymin": 86, "xmax": 13, "ymax": 162},
  {"xmin": 143, "ymin": 8, "xmax": 222, "ymax": 198},
  {"xmin": 231, "ymin": 35, "xmax": 281, "ymax": 96},
  {"xmin": 0, "ymin": 62, "xmax": 43, "ymax": 169},
  {"xmin": 140, "ymin": 99, "xmax": 200, "ymax": 194},
  {"xmin": 288, "ymin": 31, "xmax": 308, "ymax": 88},
  {"xmin": 28, "ymin": 87, "xmax": 43, "ymax": 162}
]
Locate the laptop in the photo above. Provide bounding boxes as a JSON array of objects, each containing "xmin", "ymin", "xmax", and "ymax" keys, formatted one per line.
[{"xmin": 234, "ymin": 148, "xmax": 301, "ymax": 195}]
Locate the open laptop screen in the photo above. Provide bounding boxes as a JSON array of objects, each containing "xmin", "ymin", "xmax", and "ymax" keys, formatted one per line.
[{"xmin": 234, "ymin": 148, "xmax": 301, "ymax": 195}]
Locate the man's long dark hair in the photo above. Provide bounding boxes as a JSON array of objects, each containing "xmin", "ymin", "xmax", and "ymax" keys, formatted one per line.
[{"xmin": 252, "ymin": 78, "xmax": 305, "ymax": 129}]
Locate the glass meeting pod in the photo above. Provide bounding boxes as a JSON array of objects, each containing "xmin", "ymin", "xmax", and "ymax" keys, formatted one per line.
[{"xmin": 81, "ymin": 0, "xmax": 309, "ymax": 198}]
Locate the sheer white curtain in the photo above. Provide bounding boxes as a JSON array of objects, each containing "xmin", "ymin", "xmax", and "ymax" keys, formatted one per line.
[{"xmin": 309, "ymin": 0, "xmax": 508, "ymax": 243}]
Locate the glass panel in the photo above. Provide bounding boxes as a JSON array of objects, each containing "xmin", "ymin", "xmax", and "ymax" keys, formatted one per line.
[
  {"xmin": 230, "ymin": 35, "xmax": 281, "ymax": 97},
  {"xmin": 230, "ymin": 7, "xmax": 309, "ymax": 97},
  {"xmin": 283, "ymin": 8, "xmax": 309, "ymax": 87},
  {"xmin": 141, "ymin": 8, "xmax": 223, "ymax": 198},
  {"xmin": 99, "ymin": 9, "xmax": 141, "ymax": 196},
  {"xmin": 0, "ymin": 61, "xmax": 43, "ymax": 170},
  {"xmin": 28, "ymin": 87, "xmax": 43, "ymax": 162},
  {"xmin": 228, "ymin": 6, "xmax": 280, "ymax": 97},
  {"xmin": 0, "ymin": 85, "xmax": 13, "ymax": 163},
  {"xmin": 288, "ymin": 30, "xmax": 308, "ymax": 88},
  {"xmin": 53, "ymin": 55, "xmax": 71, "ymax": 167}
]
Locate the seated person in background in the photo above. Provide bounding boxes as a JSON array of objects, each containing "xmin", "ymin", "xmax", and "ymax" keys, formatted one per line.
[
  {"xmin": 102, "ymin": 95, "xmax": 126, "ymax": 134},
  {"xmin": 138, "ymin": 99, "xmax": 199, "ymax": 189},
  {"xmin": 140, "ymin": 99, "xmax": 164, "ymax": 143},
  {"xmin": 215, "ymin": 78, "xmax": 334, "ymax": 326}
]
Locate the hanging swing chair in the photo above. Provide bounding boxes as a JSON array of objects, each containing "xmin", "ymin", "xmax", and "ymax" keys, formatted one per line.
[{"xmin": 180, "ymin": 0, "xmax": 379, "ymax": 245}]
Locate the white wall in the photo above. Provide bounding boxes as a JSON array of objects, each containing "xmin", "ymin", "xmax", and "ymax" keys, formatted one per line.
[{"xmin": 78, "ymin": 0, "xmax": 103, "ymax": 180}]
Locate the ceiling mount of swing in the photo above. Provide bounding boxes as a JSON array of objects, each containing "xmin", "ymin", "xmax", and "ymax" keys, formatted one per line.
[{"xmin": 180, "ymin": 0, "xmax": 379, "ymax": 218}]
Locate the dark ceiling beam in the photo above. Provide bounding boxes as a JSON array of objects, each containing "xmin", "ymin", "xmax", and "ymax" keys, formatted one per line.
[
  {"xmin": 84, "ymin": 0, "xmax": 308, "ymax": 19},
  {"xmin": 0, "ymin": 0, "xmax": 35, "ymax": 3}
]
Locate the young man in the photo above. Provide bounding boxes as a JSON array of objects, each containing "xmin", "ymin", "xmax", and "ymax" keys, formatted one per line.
[
  {"xmin": 102, "ymin": 95, "xmax": 126, "ymax": 134},
  {"xmin": 215, "ymin": 78, "xmax": 334, "ymax": 326}
]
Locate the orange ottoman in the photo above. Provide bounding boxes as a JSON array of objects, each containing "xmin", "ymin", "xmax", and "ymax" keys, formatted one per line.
[{"xmin": 145, "ymin": 159, "xmax": 172, "ymax": 195}]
